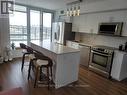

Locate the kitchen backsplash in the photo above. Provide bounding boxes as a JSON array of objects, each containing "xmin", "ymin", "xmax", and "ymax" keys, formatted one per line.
[{"xmin": 75, "ymin": 33, "xmax": 127, "ymax": 48}]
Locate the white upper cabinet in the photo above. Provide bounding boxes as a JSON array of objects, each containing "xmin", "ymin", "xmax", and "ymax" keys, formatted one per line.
[
  {"xmin": 72, "ymin": 10, "xmax": 127, "ymax": 36},
  {"xmin": 72, "ymin": 15, "xmax": 87, "ymax": 33},
  {"xmin": 72, "ymin": 12, "xmax": 109, "ymax": 34}
]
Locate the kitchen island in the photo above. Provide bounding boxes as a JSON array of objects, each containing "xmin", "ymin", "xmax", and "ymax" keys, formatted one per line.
[{"xmin": 30, "ymin": 41, "xmax": 80, "ymax": 89}]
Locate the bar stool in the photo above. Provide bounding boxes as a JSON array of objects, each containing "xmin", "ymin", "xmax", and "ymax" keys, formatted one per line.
[
  {"xmin": 20, "ymin": 43, "xmax": 33, "ymax": 71},
  {"xmin": 26, "ymin": 46, "xmax": 35, "ymax": 63},
  {"xmin": 28, "ymin": 51, "xmax": 53, "ymax": 89}
]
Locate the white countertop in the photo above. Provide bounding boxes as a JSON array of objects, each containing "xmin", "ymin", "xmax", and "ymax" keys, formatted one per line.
[
  {"xmin": 79, "ymin": 43, "xmax": 93, "ymax": 47},
  {"xmin": 69, "ymin": 40, "xmax": 93, "ymax": 47},
  {"xmin": 115, "ymin": 49, "xmax": 127, "ymax": 54},
  {"xmin": 31, "ymin": 41, "xmax": 80, "ymax": 55}
]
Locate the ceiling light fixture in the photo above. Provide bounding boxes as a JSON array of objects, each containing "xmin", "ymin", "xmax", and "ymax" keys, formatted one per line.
[{"xmin": 66, "ymin": 0, "xmax": 82, "ymax": 17}]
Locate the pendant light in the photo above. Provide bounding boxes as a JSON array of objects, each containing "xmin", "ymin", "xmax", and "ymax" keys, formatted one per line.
[
  {"xmin": 70, "ymin": 7, "xmax": 73, "ymax": 16},
  {"xmin": 73, "ymin": 6, "xmax": 76, "ymax": 16},
  {"xmin": 66, "ymin": 0, "xmax": 82, "ymax": 17},
  {"xmin": 77, "ymin": 5, "xmax": 80, "ymax": 16},
  {"xmin": 66, "ymin": 8, "xmax": 69, "ymax": 16}
]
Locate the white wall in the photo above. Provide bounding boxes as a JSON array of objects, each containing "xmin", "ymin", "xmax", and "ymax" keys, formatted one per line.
[{"xmin": 80, "ymin": 0, "xmax": 127, "ymax": 13}]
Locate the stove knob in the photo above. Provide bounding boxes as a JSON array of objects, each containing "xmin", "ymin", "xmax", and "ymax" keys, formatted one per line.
[
  {"xmin": 93, "ymin": 47, "xmax": 96, "ymax": 50},
  {"xmin": 108, "ymin": 50, "xmax": 113, "ymax": 54},
  {"xmin": 104, "ymin": 50, "xmax": 108, "ymax": 53},
  {"xmin": 108, "ymin": 51, "xmax": 111, "ymax": 54}
]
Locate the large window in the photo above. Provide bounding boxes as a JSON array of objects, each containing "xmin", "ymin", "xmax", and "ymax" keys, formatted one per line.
[
  {"xmin": 43, "ymin": 12, "xmax": 52, "ymax": 43},
  {"xmin": 30, "ymin": 10, "xmax": 40, "ymax": 43},
  {"xmin": 9, "ymin": 4, "xmax": 53, "ymax": 47},
  {"xmin": 9, "ymin": 5, "xmax": 27, "ymax": 47}
]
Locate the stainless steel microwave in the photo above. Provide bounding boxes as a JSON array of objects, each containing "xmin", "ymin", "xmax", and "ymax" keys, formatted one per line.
[{"xmin": 98, "ymin": 22, "xmax": 123, "ymax": 36}]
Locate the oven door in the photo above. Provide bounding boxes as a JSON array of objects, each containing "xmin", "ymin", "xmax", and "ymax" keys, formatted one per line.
[{"xmin": 90, "ymin": 50, "xmax": 112, "ymax": 72}]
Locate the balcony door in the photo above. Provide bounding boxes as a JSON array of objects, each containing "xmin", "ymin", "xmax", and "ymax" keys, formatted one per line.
[
  {"xmin": 30, "ymin": 11, "xmax": 53, "ymax": 44},
  {"xmin": 9, "ymin": 4, "xmax": 53, "ymax": 47},
  {"xmin": 30, "ymin": 10, "xmax": 41, "ymax": 43},
  {"xmin": 9, "ymin": 5, "xmax": 27, "ymax": 47},
  {"xmin": 43, "ymin": 12, "xmax": 52, "ymax": 43}
]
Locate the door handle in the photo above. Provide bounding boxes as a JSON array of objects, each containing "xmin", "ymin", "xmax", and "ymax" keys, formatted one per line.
[
  {"xmin": 57, "ymin": 25, "xmax": 60, "ymax": 40},
  {"xmin": 91, "ymin": 50, "xmax": 112, "ymax": 57}
]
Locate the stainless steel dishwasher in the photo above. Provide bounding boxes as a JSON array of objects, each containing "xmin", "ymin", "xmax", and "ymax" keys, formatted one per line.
[{"xmin": 79, "ymin": 44, "xmax": 91, "ymax": 67}]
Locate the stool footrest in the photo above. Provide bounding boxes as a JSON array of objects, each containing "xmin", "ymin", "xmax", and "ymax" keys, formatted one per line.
[{"xmin": 40, "ymin": 73, "xmax": 49, "ymax": 81}]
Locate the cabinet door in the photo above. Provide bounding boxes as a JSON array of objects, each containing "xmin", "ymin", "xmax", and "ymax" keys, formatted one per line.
[
  {"xmin": 111, "ymin": 50, "xmax": 125, "ymax": 81},
  {"xmin": 72, "ymin": 16, "xmax": 80, "ymax": 32},
  {"xmin": 72, "ymin": 10, "xmax": 127, "ymax": 35},
  {"xmin": 72, "ymin": 15, "xmax": 86, "ymax": 33},
  {"xmin": 79, "ymin": 45, "xmax": 90, "ymax": 67},
  {"xmin": 72, "ymin": 13, "xmax": 108, "ymax": 34},
  {"xmin": 72, "ymin": 25, "xmax": 79, "ymax": 32},
  {"xmin": 111, "ymin": 51, "xmax": 122, "ymax": 80},
  {"xmin": 85, "ymin": 13, "xmax": 110, "ymax": 34}
]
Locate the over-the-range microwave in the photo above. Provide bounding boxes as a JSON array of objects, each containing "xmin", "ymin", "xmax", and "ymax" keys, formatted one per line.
[{"xmin": 98, "ymin": 22, "xmax": 123, "ymax": 36}]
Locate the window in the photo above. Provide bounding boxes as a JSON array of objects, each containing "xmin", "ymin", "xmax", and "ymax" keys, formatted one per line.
[
  {"xmin": 30, "ymin": 10, "xmax": 40, "ymax": 43},
  {"xmin": 43, "ymin": 12, "xmax": 52, "ymax": 43},
  {"xmin": 9, "ymin": 5, "xmax": 27, "ymax": 47},
  {"xmin": 9, "ymin": 4, "xmax": 53, "ymax": 47}
]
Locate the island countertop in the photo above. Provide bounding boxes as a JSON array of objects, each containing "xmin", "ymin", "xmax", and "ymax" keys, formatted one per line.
[
  {"xmin": 30, "ymin": 41, "xmax": 80, "ymax": 89},
  {"xmin": 30, "ymin": 41, "xmax": 80, "ymax": 55}
]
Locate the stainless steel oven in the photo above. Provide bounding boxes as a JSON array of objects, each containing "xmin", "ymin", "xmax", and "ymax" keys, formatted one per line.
[{"xmin": 89, "ymin": 46, "xmax": 114, "ymax": 78}]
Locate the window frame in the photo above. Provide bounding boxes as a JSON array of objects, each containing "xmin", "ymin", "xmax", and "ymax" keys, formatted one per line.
[{"xmin": 9, "ymin": 3, "xmax": 55, "ymax": 47}]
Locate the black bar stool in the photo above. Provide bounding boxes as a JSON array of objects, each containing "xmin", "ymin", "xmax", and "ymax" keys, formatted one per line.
[
  {"xmin": 28, "ymin": 51, "xmax": 53, "ymax": 89},
  {"xmin": 20, "ymin": 43, "xmax": 33, "ymax": 71}
]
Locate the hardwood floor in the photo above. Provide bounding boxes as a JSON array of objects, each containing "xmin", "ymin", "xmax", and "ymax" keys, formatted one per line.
[{"xmin": 0, "ymin": 58, "xmax": 127, "ymax": 95}]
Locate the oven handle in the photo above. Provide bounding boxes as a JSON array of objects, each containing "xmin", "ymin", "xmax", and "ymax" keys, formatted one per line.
[{"xmin": 91, "ymin": 50, "xmax": 112, "ymax": 57}]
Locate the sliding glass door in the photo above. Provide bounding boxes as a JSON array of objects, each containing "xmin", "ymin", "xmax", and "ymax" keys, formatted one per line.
[
  {"xmin": 30, "ymin": 11, "xmax": 52, "ymax": 43},
  {"xmin": 43, "ymin": 12, "xmax": 52, "ymax": 43},
  {"xmin": 30, "ymin": 10, "xmax": 41, "ymax": 43},
  {"xmin": 9, "ymin": 4, "xmax": 53, "ymax": 47},
  {"xmin": 9, "ymin": 5, "xmax": 27, "ymax": 47}
]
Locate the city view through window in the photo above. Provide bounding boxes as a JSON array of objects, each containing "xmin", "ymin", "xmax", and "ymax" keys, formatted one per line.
[{"xmin": 9, "ymin": 5, "xmax": 52, "ymax": 47}]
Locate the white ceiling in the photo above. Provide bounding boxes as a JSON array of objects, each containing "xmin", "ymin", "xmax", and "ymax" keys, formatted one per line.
[{"xmin": 15, "ymin": 0, "xmax": 104, "ymax": 10}]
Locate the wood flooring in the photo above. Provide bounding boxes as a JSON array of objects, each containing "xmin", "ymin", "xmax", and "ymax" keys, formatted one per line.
[{"xmin": 0, "ymin": 58, "xmax": 127, "ymax": 95}]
